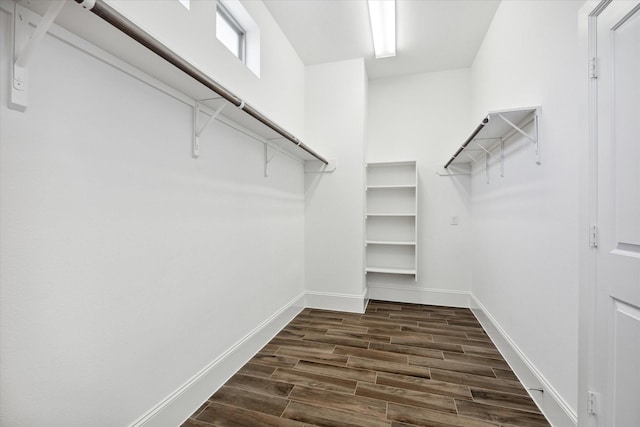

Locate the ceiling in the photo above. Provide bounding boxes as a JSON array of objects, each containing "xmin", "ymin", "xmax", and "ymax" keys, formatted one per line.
[{"xmin": 263, "ymin": 0, "xmax": 501, "ymax": 80}]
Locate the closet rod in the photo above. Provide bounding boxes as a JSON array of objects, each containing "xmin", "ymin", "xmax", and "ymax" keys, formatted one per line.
[
  {"xmin": 74, "ymin": 0, "xmax": 328, "ymax": 165},
  {"xmin": 444, "ymin": 117, "xmax": 489, "ymax": 169}
]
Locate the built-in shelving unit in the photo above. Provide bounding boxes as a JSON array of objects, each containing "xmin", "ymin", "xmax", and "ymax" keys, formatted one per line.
[
  {"xmin": 365, "ymin": 161, "xmax": 418, "ymax": 282},
  {"xmin": 366, "ymin": 241, "xmax": 416, "ymax": 246},
  {"xmin": 443, "ymin": 107, "xmax": 540, "ymax": 181}
]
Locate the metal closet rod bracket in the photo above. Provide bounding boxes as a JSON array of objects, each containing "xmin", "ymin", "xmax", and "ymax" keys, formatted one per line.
[
  {"xmin": 192, "ymin": 100, "xmax": 228, "ymax": 158},
  {"xmin": 10, "ymin": 0, "xmax": 66, "ymax": 112}
]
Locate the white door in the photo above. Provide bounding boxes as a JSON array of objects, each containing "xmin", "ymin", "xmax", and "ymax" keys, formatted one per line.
[{"xmin": 593, "ymin": 1, "xmax": 640, "ymax": 426}]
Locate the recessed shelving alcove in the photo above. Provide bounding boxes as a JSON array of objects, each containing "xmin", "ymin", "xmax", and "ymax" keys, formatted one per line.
[{"xmin": 365, "ymin": 161, "xmax": 418, "ymax": 281}]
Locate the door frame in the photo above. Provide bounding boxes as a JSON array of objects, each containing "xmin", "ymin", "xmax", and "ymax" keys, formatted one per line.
[{"xmin": 578, "ymin": 1, "xmax": 615, "ymax": 426}]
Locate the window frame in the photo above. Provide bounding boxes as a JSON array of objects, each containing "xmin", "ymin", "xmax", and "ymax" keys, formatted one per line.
[{"xmin": 216, "ymin": 2, "xmax": 246, "ymax": 63}]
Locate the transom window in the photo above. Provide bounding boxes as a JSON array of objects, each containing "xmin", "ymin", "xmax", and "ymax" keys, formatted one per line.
[{"xmin": 216, "ymin": 3, "xmax": 246, "ymax": 63}]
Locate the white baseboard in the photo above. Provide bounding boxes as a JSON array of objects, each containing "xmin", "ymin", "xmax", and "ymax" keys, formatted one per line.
[
  {"xmin": 305, "ymin": 290, "xmax": 368, "ymax": 313},
  {"xmin": 367, "ymin": 284, "xmax": 471, "ymax": 308},
  {"xmin": 129, "ymin": 293, "xmax": 306, "ymax": 427},
  {"xmin": 470, "ymin": 295, "xmax": 578, "ymax": 427},
  {"xmin": 128, "ymin": 289, "xmax": 576, "ymax": 427}
]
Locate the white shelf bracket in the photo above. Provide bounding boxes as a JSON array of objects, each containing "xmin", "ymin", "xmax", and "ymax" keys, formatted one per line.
[
  {"xmin": 477, "ymin": 140, "xmax": 508, "ymax": 180},
  {"xmin": 476, "ymin": 142, "xmax": 498, "ymax": 159},
  {"xmin": 305, "ymin": 159, "xmax": 337, "ymax": 174},
  {"xmin": 443, "ymin": 107, "xmax": 540, "ymax": 181},
  {"xmin": 10, "ymin": 1, "xmax": 66, "ymax": 112},
  {"xmin": 496, "ymin": 111, "xmax": 541, "ymax": 165},
  {"xmin": 192, "ymin": 101, "xmax": 227, "ymax": 158},
  {"xmin": 496, "ymin": 113, "xmax": 537, "ymax": 144},
  {"xmin": 465, "ymin": 153, "xmax": 480, "ymax": 164},
  {"xmin": 534, "ymin": 112, "xmax": 541, "ymax": 165},
  {"xmin": 479, "ymin": 143, "xmax": 499, "ymax": 183},
  {"xmin": 264, "ymin": 139, "xmax": 288, "ymax": 177},
  {"xmin": 500, "ymin": 140, "xmax": 505, "ymax": 177},
  {"xmin": 485, "ymin": 153, "xmax": 490, "ymax": 184},
  {"xmin": 436, "ymin": 164, "xmax": 471, "ymax": 177}
]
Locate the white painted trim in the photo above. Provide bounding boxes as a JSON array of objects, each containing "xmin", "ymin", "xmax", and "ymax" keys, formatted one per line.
[
  {"xmin": 305, "ymin": 290, "xmax": 368, "ymax": 313},
  {"xmin": 470, "ymin": 295, "xmax": 578, "ymax": 427},
  {"xmin": 129, "ymin": 293, "xmax": 305, "ymax": 427},
  {"xmin": 578, "ymin": 2, "xmax": 607, "ymax": 427},
  {"xmin": 367, "ymin": 284, "xmax": 470, "ymax": 308},
  {"xmin": 363, "ymin": 286, "xmax": 370, "ymax": 310}
]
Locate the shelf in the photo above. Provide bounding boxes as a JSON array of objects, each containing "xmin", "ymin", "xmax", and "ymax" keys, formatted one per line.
[
  {"xmin": 367, "ymin": 161, "xmax": 417, "ymax": 167},
  {"xmin": 366, "ymin": 216, "xmax": 415, "ymax": 242},
  {"xmin": 15, "ymin": 1, "xmax": 328, "ymax": 165},
  {"xmin": 367, "ymin": 185, "xmax": 416, "ymax": 189},
  {"xmin": 365, "ymin": 160, "xmax": 418, "ymax": 282},
  {"xmin": 365, "ymin": 267, "xmax": 417, "ymax": 275},
  {"xmin": 366, "ymin": 213, "xmax": 416, "ymax": 217},
  {"xmin": 444, "ymin": 107, "xmax": 540, "ymax": 175},
  {"xmin": 366, "ymin": 161, "xmax": 417, "ymax": 187},
  {"xmin": 366, "ymin": 241, "xmax": 416, "ymax": 246}
]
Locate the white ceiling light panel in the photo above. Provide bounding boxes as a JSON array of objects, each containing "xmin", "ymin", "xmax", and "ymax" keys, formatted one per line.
[{"xmin": 367, "ymin": 0, "xmax": 396, "ymax": 59}]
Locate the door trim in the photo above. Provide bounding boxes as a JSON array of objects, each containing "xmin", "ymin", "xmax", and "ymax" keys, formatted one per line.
[{"xmin": 578, "ymin": 1, "xmax": 611, "ymax": 426}]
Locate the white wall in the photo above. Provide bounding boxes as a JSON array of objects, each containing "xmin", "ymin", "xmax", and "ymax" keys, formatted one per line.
[
  {"xmin": 304, "ymin": 58, "xmax": 368, "ymax": 312},
  {"xmin": 0, "ymin": 0, "xmax": 588, "ymax": 425},
  {"xmin": 0, "ymin": 8, "xmax": 305, "ymax": 426},
  {"xmin": 101, "ymin": 0, "xmax": 306, "ymax": 138},
  {"xmin": 469, "ymin": 0, "xmax": 585, "ymax": 418},
  {"xmin": 366, "ymin": 70, "xmax": 472, "ymax": 305}
]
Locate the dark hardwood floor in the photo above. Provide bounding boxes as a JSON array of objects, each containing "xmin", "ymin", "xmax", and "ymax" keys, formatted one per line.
[{"xmin": 181, "ymin": 300, "xmax": 550, "ymax": 427}]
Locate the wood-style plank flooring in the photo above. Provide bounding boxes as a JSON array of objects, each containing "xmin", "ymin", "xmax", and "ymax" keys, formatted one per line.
[{"xmin": 182, "ymin": 300, "xmax": 550, "ymax": 427}]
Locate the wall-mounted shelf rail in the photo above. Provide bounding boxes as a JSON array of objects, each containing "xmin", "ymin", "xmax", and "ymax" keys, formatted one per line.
[
  {"xmin": 365, "ymin": 267, "xmax": 417, "ymax": 275},
  {"xmin": 366, "ymin": 241, "xmax": 416, "ymax": 246},
  {"xmin": 9, "ymin": 0, "xmax": 65, "ymax": 111},
  {"xmin": 8, "ymin": 0, "xmax": 330, "ymax": 170},
  {"xmin": 444, "ymin": 107, "xmax": 540, "ymax": 181},
  {"xmin": 72, "ymin": 0, "xmax": 328, "ymax": 166}
]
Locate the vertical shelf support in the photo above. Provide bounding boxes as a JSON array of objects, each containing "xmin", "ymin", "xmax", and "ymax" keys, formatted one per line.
[
  {"xmin": 10, "ymin": 1, "xmax": 66, "ymax": 112},
  {"xmin": 264, "ymin": 139, "xmax": 288, "ymax": 177},
  {"xmin": 496, "ymin": 113, "xmax": 537, "ymax": 143},
  {"xmin": 476, "ymin": 142, "xmax": 493, "ymax": 184},
  {"xmin": 496, "ymin": 111, "xmax": 541, "ymax": 165},
  {"xmin": 465, "ymin": 153, "xmax": 480, "ymax": 165},
  {"xmin": 534, "ymin": 112, "xmax": 541, "ymax": 165},
  {"xmin": 192, "ymin": 101, "xmax": 227, "ymax": 158},
  {"xmin": 476, "ymin": 142, "xmax": 498, "ymax": 159},
  {"xmin": 485, "ymin": 153, "xmax": 490, "ymax": 184}
]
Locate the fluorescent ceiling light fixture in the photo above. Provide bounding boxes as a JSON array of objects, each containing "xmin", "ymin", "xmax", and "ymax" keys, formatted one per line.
[{"xmin": 367, "ymin": 0, "xmax": 396, "ymax": 59}]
